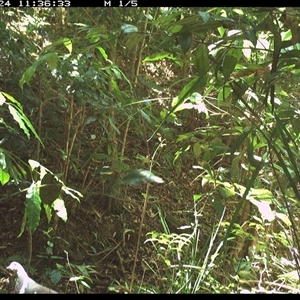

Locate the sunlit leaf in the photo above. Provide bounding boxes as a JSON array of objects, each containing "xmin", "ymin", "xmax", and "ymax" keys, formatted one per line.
[
  {"xmin": 0, "ymin": 167, "xmax": 10, "ymax": 185},
  {"xmin": 0, "ymin": 92, "xmax": 5, "ymax": 105},
  {"xmin": 275, "ymin": 212, "xmax": 291, "ymax": 226},
  {"xmin": 63, "ymin": 37, "xmax": 72, "ymax": 54},
  {"xmin": 8, "ymin": 105, "xmax": 30, "ymax": 139},
  {"xmin": 53, "ymin": 198, "xmax": 68, "ymax": 222},
  {"xmin": 25, "ymin": 183, "xmax": 42, "ymax": 234}
]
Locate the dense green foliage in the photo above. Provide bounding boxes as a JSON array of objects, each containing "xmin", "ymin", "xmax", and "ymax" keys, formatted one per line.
[{"xmin": 1, "ymin": 7, "xmax": 300, "ymax": 294}]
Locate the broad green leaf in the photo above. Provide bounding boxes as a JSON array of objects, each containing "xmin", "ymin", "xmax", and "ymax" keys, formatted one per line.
[
  {"xmin": 223, "ymin": 54, "xmax": 237, "ymax": 80},
  {"xmin": 43, "ymin": 52, "xmax": 58, "ymax": 71},
  {"xmin": 63, "ymin": 37, "xmax": 72, "ymax": 54},
  {"xmin": 193, "ymin": 142, "xmax": 202, "ymax": 159},
  {"xmin": 219, "ymin": 182, "xmax": 236, "ymax": 198},
  {"xmin": 217, "ymin": 85, "xmax": 232, "ymax": 101},
  {"xmin": 178, "ymin": 30, "xmax": 192, "ymax": 54},
  {"xmin": 25, "ymin": 183, "xmax": 42, "ymax": 234},
  {"xmin": 249, "ymin": 188, "xmax": 273, "ymax": 201},
  {"xmin": 194, "ymin": 44, "xmax": 210, "ymax": 79},
  {"xmin": 0, "ymin": 168, "xmax": 10, "ymax": 185},
  {"xmin": 20, "ymin": 53, "xmax": 58, "ymax": 88},
  {"xmin": 19, "ymin": 65, "xmax": 36, "ymax": 89}
]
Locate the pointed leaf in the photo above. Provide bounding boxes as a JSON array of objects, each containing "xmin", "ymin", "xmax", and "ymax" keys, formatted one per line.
[
  {"xmin": 223, "ymin": 54, "xmax": 238, "ymax": 80},
  {"xmin": 8, "ymin": 105, "xmax": 30, "ymax": 139},
  {"xmin": 178, "ymin": 30, "xmax": 192, "ymax": 54},
  {"xmin": 63, "ymin": 37, "xmax": 72, "ymax": 54},
  {"xmin": 25, "ymin": 183, "xmax": 42, "ymax": 234},
  {"xmin": 0, "ymin": 167, "xmax": 10, "ymax": 185},
  {"xmin": 194, "ymin": 44, "xmax": 210, "ymax": 79},
  {"xmin": 19, "ymin": 65, "xmax": 36, "ymax": 89}
]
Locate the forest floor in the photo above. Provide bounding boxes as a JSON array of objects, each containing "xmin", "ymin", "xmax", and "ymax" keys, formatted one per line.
[{"xmin": 0, "ymin": 164, "xmax": 214, "ymax": 294}]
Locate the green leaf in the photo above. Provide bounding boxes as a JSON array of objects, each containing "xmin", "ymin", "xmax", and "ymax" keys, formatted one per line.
[
  {"xmin": 8, "ymin": 105, "xmax": 30, "ymax": 139},
  {"xmin": 178, "ymin": 30, "xmax": 192, "ymax": 54},
  {"xmin": 19, "ymin": 53, "xmax": 58, "ymax": 89},
  {"xmin": 62, "ymin": 37, "xmax": 72, "ymax": 54},
  {"xmin": 40, "ymin": 173, "xmax": 63, "ymax": 205},
  {"xmin": 292, "ymin": 117, "xmax": 300, "ymax": 135},
  {"xmin": 0, "ymin": 167, "xmax": 10, "ymax": 185},
  {"xmin": 194, "ymin": 44, "xmax": 210, "ymax": 79},
  {"xmin": 143, "ymin": 52, "xmax": 180, "ymax": 64},
  {"xmin": 212, "ymin": 196, "xmax": 224, "ymax": 216},
  {"xmin": 25, "ymin": 183, "xmax": 42, "ymax": 234},
  {"xmin": 193, "ymin": 142, "xmax": 202, "ymax": 159},
  {"xmin": 223, "ymin": 54, "xmax": 237, "ymax": 80},
  {"xmin": 175, "ymin": 76, "xmax": 207, "ymax": 113},
  {"xmin": 43, "ymin": 52, "xmax": 58, "ymax": 71},
  {"xmin": 121, "ymin": 169, "xmax": 164, "ymax": 185},
  {"xmin": 19, "ymin": 65, "xmax": 36, "ymax": 89},
  {"xmin": 198, "ymin": 11, "xmax": 211, "ymax": 23},
  {"xmin": 96, "ymin": 46, "xmax": 108, "ymax": 60}
]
